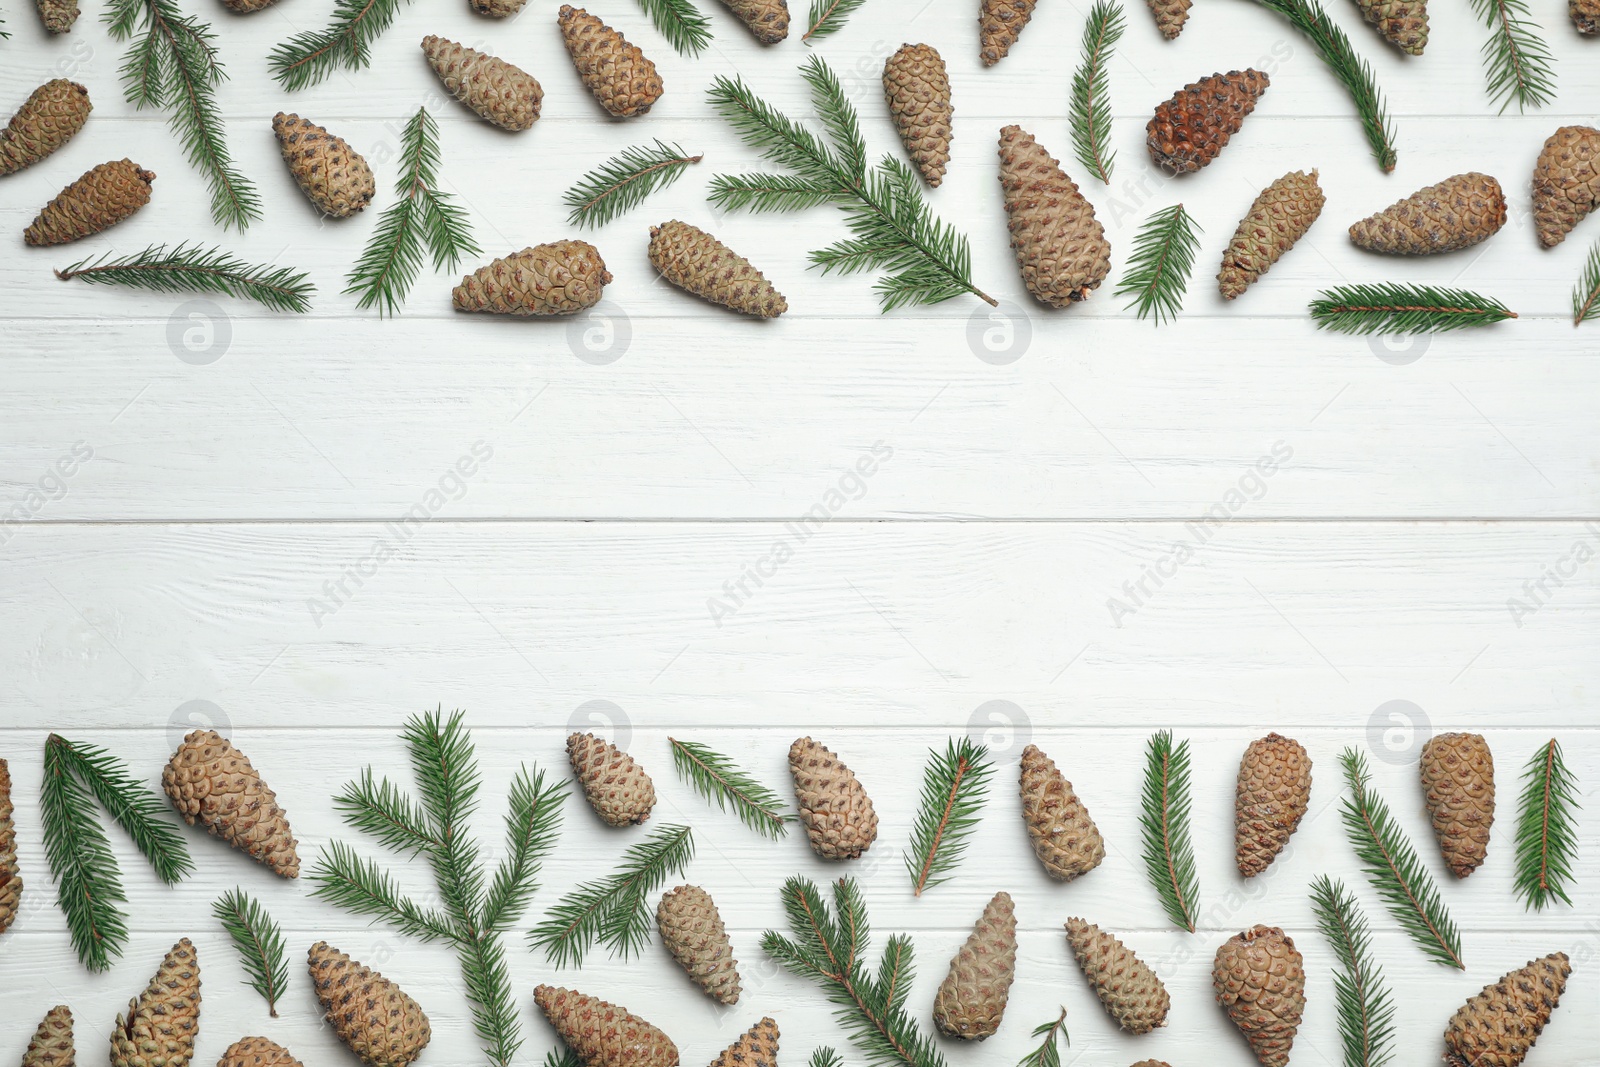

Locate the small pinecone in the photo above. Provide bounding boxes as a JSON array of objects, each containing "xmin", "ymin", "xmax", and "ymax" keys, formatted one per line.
[
  {"xmin": 648, "ymin": 221, "xmax": 788, "ymax": 318},
  {"xmin": 1420, "ymin": 732, "xmax": 1495, "ymax": 878},
  {"xmin": 1531, "ymin": 125, "xmax": 1600, "ymax": 248},
  {"xmin": 35, "ymin": 0, "xmax": 79, "ymax": 34},
  {"xmin": 568, "ymin": 732, "xmax": 656, "ymax": 826},
  {"xmin": 789, "ymin": 737, "xmax": 878, "ymax": 860},
  {"xmin": 1443, "ymin": 952, "xmax": 1570, "ymax": 1067},
  {"xmin": 708, "ymin": 1017, "xmax": 778, "ymax": 1067},
  {"xmin": 533, "ymin": 986, "xmax": 679, "ymax": 1067},
  {"xmin": 1064, "ymin": 918, "xmax": 1170, "ymax": 1035},
  {"xmin": 979, "ymin": 0, "xmax": 1036, "ymax": 64},
  {"xmin": 272, "ymin": 113, "xmax": 374, "ymax": 219},
  {"xmin": 720, "ymin": 0, "xmax": 789, "ymax": 42},
  {"xmin": 111, "ymin": 939, "xmax": 201, "ymax": 1067},
  {"xmin": 656, "ymin": 885, "xmax": 741, "ymax": 1005},
  {"xmin": 1572, "ymin": 0, "xmax": 1598, "ymax": 31},
  {"xmin": 309, "ymin": 942, "xmax": 430, "ymax": 1067},
  {"xmin": 218, "ymin": 1038, "xmax": 304, "ymax": 1067},
  {"xmin": 25, "ymin": 160, "xmax": 155, "ymax": 247},
  {"xmin": 1348, "ymin": 172, "xmax": 1507, "ymax": 254},
  {"xmin": 218, "ymin": 0, "xmax": 280, "ymax": 13},
  {"xmin": 1146, "ymin": 0, "xmax": 1190, "ymax": 38},
  {"xmin": 0, "ymin": 758, "xmax": 19, "ymax": 937},
  {"xmin": 932, "ymin": 891, "xmax": 1017, "ymax": 1040},
  {"xmin": 422, "ymin": 37, "xmax": 542, "ymax": 132},
  {"xmin": 558, "ymin": 6, "xmax": 663, "ymax": 119},
  {"xmin": 1018, "ymin": 743, "xmax": 1105, "ymax": 881},
  {"xmin": 998, "ymin": 125, "xmax": 1111, "ymax": 307},
  {"xmin": 23, "ymin": 1006, "xmax": 74, "ymax": 1067},
  {"xmin": 883, "ymin": 44, "xmax": 952, "ymax": 187},
  {"xmin": 163, "ymin": 729, "xmax": 299, "ymax": 877},
  {"xmin": 1130, "ymin": 1062, "xmax": 1173, "ymax": 1067},
  {"xmin": 1353, "ymin": 0, "xmax": 1428, "ymax": 53},
  {"xmin": 1, "ymin": 80, "xmax": 91, "ymax": 177},
  {"xmin": 453, "ymin": 241, "xmax": 612, "ymax": 317},
  {"xmin": 468, "ymin": 0, "xmax": 526, "ymax": 18},
  {"xmin": 1147, "ymin": 69, "xmax": 1271, "ymax": 175},
  {"xmin": 1218, "ymin": 170, "xmax": 1325, "ymax": 300},
  {"xmin": 1212, "ymin": 925, "xmax": 1305, "ymax": 1067},
  {"xmin": 1234, "ymin": 733, "xmax": 1312, "ymax": 875}
]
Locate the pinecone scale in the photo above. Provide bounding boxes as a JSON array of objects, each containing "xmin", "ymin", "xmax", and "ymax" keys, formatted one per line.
[
  {"xmin": 1420, "ymin": 731, "xmax": 1495, "ymax": 877},
  {"xmin": 1212, "ymin": 925, "xmax": 1305, "ymax": 1067},
  {"xmin": 789, "ymin": 737, "xmax": 878, "ymax": 859},
  {"xmin": 453, "ymin": 242, "xmax": 612, "ymax": 316},
  {"xmin": 649, "ymin": 221, "xmax": 788, "ymax": 317},
  {"xmin": 26, "ymin": 159, "xmax": 155, "ymax": 247},
  {"xmin": 559, "ymin": 6, "xmax": 663, "ymax": 119},
  {"xmin": 1348, "ymin": 172, "xmax": 1507, "ymax": 254},
  {"xmin": 883, "ymin": 44, "xmax": 952, "ymax": 187},
  {"xmin": 1, "ymin": 80, "xmax": 91, "ymax": 177},
  {"xmin": 1531, "ymin": 125, "xmax": 1600, "ymax": 248},
  {"xmin": 568, "ymin": 732, "xmax": 656, "ymax": 826},
  {"xmin": 933, "ymin": 891, "xmax": 1017, "ymax": 1040},
  {"xmin": 309, "ymin": 942, "xmax": 431, "ymax": 1067},
  {"xmin": 272, "ymin": 113, "xmax": 374, "ymax": 218},
  {"xmin": 1233, "ymin": 732, "xmax": 1312, "ymax": 873},
  {"xmin": 1147, "ymin": 69, "xmax": 1270, "ymax": 174},
  {"xmin": 1064, "ymin": 918, "xmax": 1170, "ymax": 1034},
  {"xmin": 998, "ymin": 125, "xmax": 1111, "ymax": 307},
  {"xmin": 1443, "ymin": 953, "xmax": 1570, "ymax": 1067},
  {"xmin": 1219, "ymin": 171, "xmax": 1324, "ymax": 300},
  {"xmin": 423, "ymin": 37, "xmax": 542, "ymax": 132},
  {"xmin": 163, "ymin": 729, "xmax": 299, "ymax": 877},
  {"xmin": 1572, "ymin": 0, "xmax": 1598, "ymax": 31},
  {"xmin": 23, "ymin": 1006, "xmax": 74, "ymax": 1067},
  {"xmin": 533, "ymin": 986, "xmax": 678, "ymax": 1067},
  {"xmin": 656, "ymin": 885, "xmax": 741, "ymax": 1004},
  {"xmin": 110, "ymin": 939, "xmax": 201, "ymax": 1067},
  {"xmin": 1018, "ymin": 743, "xmax": 1105, "ymax": 880}
]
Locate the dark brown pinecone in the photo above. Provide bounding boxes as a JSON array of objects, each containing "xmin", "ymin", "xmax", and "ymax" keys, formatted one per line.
[
  {"xmin": 720, "ymin": 0, "xmax": 789, "ymax": 42},
  {"xmin": 35, "ymin": 0, "xmax": 79, "ymax": 33},
  {"xmin": 25, "ymin": 159, "xmax": 155, "ymax": 247},
  {"xmin": 559, "ymin": 5, "xmax": 663, "ymax": 119},
  {"xmin": 1146, "ymin": 0, "xmax": 1190, "ymax": 38},
  {"xmin": 1353, "ymin": 0, "xmax": 1428, "ymax": 53},
  {"xmin": 272, "ymin": 113, "xmax": 374, "ymax": 218},
  {"xmin": 1, "ymin": 80, "xmax": 91, "ymax": 177},
  {"xmin": 883, "ymin": 44, "xmax": 952, "ymax": 187},
  {"xmin": 648, "ymin": 220, "xmax": 788, "ymax": 318},
  {"xmin": 998, "ymin": 124, "xmax": 1111, "ymax": 307},
  {"xmin": 978, "ymin": 0, "xmax": 1036, "ymax": 64},
  {"xmin": 1147, "ymin": 69, "xmax": 1270, "ymax": 175},
  {"xmin": 1233, "ymin": 733, "xmax": 1312, "ymax": 875},
  {"xmin": 1443, "ymin": 953, "xmax": 1570, "ymax": 1067}
]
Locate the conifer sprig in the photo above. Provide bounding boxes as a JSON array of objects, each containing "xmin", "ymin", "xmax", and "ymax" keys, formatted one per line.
[
  {"xmin": 633, "ymin": 0, "xmax": 711, "ymax": 54},
  {"xmin": 904, "ymin": 738, "xmax": 992, "ymax": 895},
  {"xmin": 1018, "ymin": 1008, "xmax": 1069, "ymax": 1067},
  {"xmin": 564, "ymin": 141, "xmax": 704, "ymax": 229},
  {"xmin": 1469, "ymin": 0, "xmax": 1555, "ymax": 113},
  {"xmin": 669, "ymin": 738, "xmax": 793, "ymax": 838},
  {"xmin": 213, "ymin": 888, "xmax": 289, "ymax": 1017},
  {"xmin": 1070, "ymin": 1, "xmax": 1123, "ymax": 184},
  {"xmin": 45, "ymin": 735, "xmax": 193, "ymax": 884},
  {"xmin": 269, "ymin": 0, "xmax": 409, "ymax": 90},
  {"xmin": 39, "ymin": 736, "xmax": 130, "ymax": 972},
  {"xmin": 1513, "ymin": 739, "xmax": 1579, "ymax": 910},
  {"xmin": 1572, "ymin": 239, "xmax": 1600, "ymax": 326},
  {"xmin": 544, "ymin": 1051, "xmax": 584, "ymax": 1067},
  {"xmin": 1117, "ymin": 204, "xmax": 1201, "ymax": 326},
  {"xmin": 1310, "ymin": 876, "xmax": 1396, "ymax": 1067},
  {"xmin": 56, "ymin": 244, "xmax": 315, "ymax": 313},
  {"xmin": 1310, "ymin": 283, "xmax": 1516, "ymax": 334},
  {"xmin": 1139, "ymin": 730, "xmax": 1199, "ymax": 932},
  {"xmin": 802, "ymin": 0, "xmax": 865, "ymax": 42}
]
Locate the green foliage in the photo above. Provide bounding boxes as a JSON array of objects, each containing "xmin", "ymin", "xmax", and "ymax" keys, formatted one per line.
[
  {"xmin": 1018, "ymin": 1008, "xmax": 1069, "ymax": 1067},
  {"xmin": 1069, "ymin": 1, "xmax": 1123, "ymax": 184},
  {"xmin": 1310, "ymin": 283, "xmax": 1517, "ymax": 335},
  {"xmin": 46, "ymin": 735, "xmax": 192, "ymax": 884},
  {"xmin": 564, "ymin": 141, "xmax": 704, "ymax": 229},
  {"xmin": 1572, "ymin": 239, "xmax": 1600, "ymax": 326},
  {"xmin": 39, "ymin": 736, "xmax": 130, "ymax": 971},
  {"xmin": 269, "ymin": 0, "xmax": 408, "ymax": 90},
  {"xmin": 1513, "ymin": 739, "xmax": 1580, "ymax": 910},
  {"xmin": 1469, "ymin": 0, "xmax": 1555, "ymax": 112},
  {"xmin": 669, "ymin": 737, "xmax": 792, "ymax": 838},
  {"xmin": 213, "ymin": 888, "xmax": 289, "ymax": 1017},
  {"xmin": 904, "ymin": 738, "xmax": 992, "ymax": 895},
  {"xmin": 543, "ymin": 1051, "xmax": 584, "ymax": 1067},
  {"xmin": 1139, "ymin": 729, "xmax": 1199, "ymax": 931},
  {"xmin": 55, "ymin": 243, "xmax": 315, "ymax": 312},
  {"xmin": 633, "ymin": 0, "xmax": 711, "ymax": 54},
  {"xmin": 1116, "ymin": 205, "xmax": 1201, "ymax": 325},
  {"xmin": 802, "ymin": 0, "xmax": 865, "ymax": 42},
  {"xmin": 1310, "ymin": 876, "xmax": 1395, "ymax": 1067}
]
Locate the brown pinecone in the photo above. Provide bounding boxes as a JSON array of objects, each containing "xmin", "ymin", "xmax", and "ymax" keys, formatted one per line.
[
  {"xmin": 708, "ymin": 1017, "xmax": 777, "ymax": 1067},
  {"xmin": 1146, "ymin": 0, "xmax": 1190, "ymax": 38},
  {"xmin": 656, "ymin": 885, "xmax": 741, "ymax": 1005},
  {"xmin": 559, "ymin": 6, "xmax": 663, "ymax": 119},
  {"xmin": 648, "ymin": 221, "xmax": 788, "ymax": 318},
  {"xmin": 309, "ymin": 942, "xmax": 430, "ymax": 1067},
  {"xmin": 568, "ymin": 732, "xmax": 656, "ymax": 826},
  {"xmin": 1234, "ymin": 733, "xmax": 1312, "ymax": 875},
  {"xmin": 998, "ymin": 125, "xmax": 1111, "ymax": 307},
  {"xmin": 453, "ymin": 241, "xmax": 612, "ymax": 317},
  {"xmin": 468, "ymin": 0, "xmax": 526, "ymax": 18},
  {"xmin": 111, "ymin": 939, "xmax": 201, "ymax": 1067},
  {"xmin": 25, "ymin": 160, "xmax": 155, "ymax": 247},
  {"xmin": 1218, "ymin": 171, "xmax": 1324, "ymax": 300},
  {"xmin": 979, "ymin": 0, "xmax": 1036, "ymax": 64},
  {"xmin": 1353, "ymin": 0, "xmax": 1428, "ymax": 53},
  {"xmin": 1064, "ymin": 918, "xmax": 1170, "ymax": 1034},
  {"xmin": 883, "ymin": 44, "xmax": 952, "ymax": 187},
  {"xmin": 1130, "ymin": 1062, "xmax": 1173, "ymax": 1067},
  {"xmin": 422, "ymin": 37, "xmax": 542, "ymax": 132},
  {"xmin": 0, "ymin": 758, "xmax": 19, "ymax": 937},
  {"xmin": 218, "ymin": 1037, "xmax": 304, "ymax": 1067},
  {"xmin": 1213, "ymin": 925, "xmax": 1305, "ymax": 1067},
  {"xmin": 789, "ymin": 737, "xmax": 878, "ymax": 859},
  {"xmin": 1, "ymin": 80, "xmax": 91, "ymax": 177},
  {"xmin": 1147, "ymin": 69, "xmax": 1270, "ymax": 175},
  {"xmin": 1420, "ymin": 732, "xmax": 1495, "ymax": 878},
  {"xmin": 23, "ymin": 1006, "xmax": 74, "ymax": 1067},
  {"xmin": 218, "ymin": 0, "xmax": 280, "ymax": 13},
  {"xmin": 1572, "ymin": 0, "xmax": 1598, "ymax": 31},
  {"xmin": 1348, "ymin": 172, "xmax": 1506, "ymax": 254},
  {"xmin": 1018, "ymin": 743, "xmax": 1105, "ymax": 881},
  {"xmin": 932, "ymin": 891, "xmax": 1017, "ymax": 1040},
  {"xmin": 1443, "ymin": 952, "xmax": 1570, "ymax": 1067},
  {"xmin": 533, "ymin": 985, "xmax": 679, "ymax": 1067},
  {"xmin": 1532, "ymin": 125, "xmax": 1600, "ymax": 248},
  {"xmin": 35, "ymin": 0, "xmax": 79, "ymax": 33},
  {"xmin": 163, "ymin": 729, "xmax": 299, "ymax": 877},
  {"xmin": 720, "ymin": 0, "xmax": 789, "ymax": 42},
  {"xmin": 272, "ymin": 113, "xmax": 374, "ymax": 219}
]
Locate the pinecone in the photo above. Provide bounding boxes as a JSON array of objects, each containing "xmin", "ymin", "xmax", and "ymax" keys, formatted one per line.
[
  {"xmin": 1234, "ymin": 732, "xmax": 1312, "ymax": 875},
  {"xmin": 25, "ymin": 160, "xmax": 155, "ymax": 247},
  {"xmin": 979, "ymin": 0, "xmax": 1036, "ymax": 64},
  {"xmin": 568, "ymin": 732, "xmax": 656, "ymax": 826},
  {"xmin": 468, "ymin": 0, "xmax": 526, "ymax": 18},
  {"xmin": 1147, "ymin": 69, "xmax": 1271, "ymax": 175},
  {"xmin": 558, "ymin": 6, "xmax": 663, "ymax": 119},
  {"xmin": 1420, "ymin": 731, "xmax": 1495, "ymax": 878},
  {"xmin": 1443, "ymin": 952, "xmax": 1571, "ymax": 1067},
  {"xmin": 1063, "ymin": 918, "xmax": 1170, "ymax": 1034},
  {"xmin": 1572, "ymin": 0, "xmax": 1598, "ymax": 31},
  {"xmin": 1218, "ymin": 170, "xmax": 1325, "ymax": 300},
  {"xmin": 1145, "ymin": 0, "xmax": 1190, "ymax": 38},
  {"xmin": 452, "ymin": 241, "xmax": 612, "ymax": 317},
  {"xmin": 218, "ymin": 0, "xmax": 280, "ymax": 13},
  {"xmin": 720, "ymin": 0, "xmax": 789, "ymax": 42},
  {"xmin": 789, "ymin": 737, "xmax": 878, "ymax": 860},
  {"xmin": 998, "ymin": 124, "xmax": 1111, "ymax": 307},
  {"xmin": 932, "ymin": 891, "xmax": 1017, "ymax": 1040},
  {"xmin": 162, "ymin": 729, "xmax": 299, "ymax": 877},
  {"xmin": 110, "ymin": 938, "xmax": 201, "ymax": 1067},
  {"xmin": 272, "ymin": 113, "xmax": 374, "ymax": 219},
  {"xmin": 35, "ymin": 0, "xmax": 79, "ymax": 34},
  {"xmin": 1130, "ymin": 1062, "xmax": 1173, "ymax": 1067},
  {"xmin": 533, "ymin": 985, "xmax": 679, "ymax": 1067},
  {"xmin": 218, "ymin": 1038, "xmax": 303, "ymax": 1067},
  {"xmin": 883, "ymin": 44, "xmax": 952, "ymax": 187},
  {"xmin": 0, "ymin": 758, "xmax": 19, "ymax": 937},
  {"xmin": 1212, "ymin": 925, "xmax": 1305, "ymax": 1067},
  {"xmin": 656, "ymin": 885, "xmax": 741, "ymax": 1005},
  {"xmin": 648, "ymin": 221, "xmax": 788, "ymax": 318},
  {"xmin": 1531, "ymin": 125, "xmax": 1600, "ymax": 248},
  {"xmin": 308, "ymin": 942, "xmax": 431, "ymax": 1067},
  {"xmin": 23, "ymin": 1006, "xmax": 73, "ymax": 1067},
  {"xmin": 1, "ymin": 80, "xmax": 91, "ymax": 177},
  {"xmin": 422, "ymin": 37, "xmax": 542, "ymax": 132},
  {"xmin": 1018, "ymin": 743, "xmax": 1105, "ymax": 881},
  {"xmin": 708, "ymin": 1018, "xmax": 778, "ymax": 1067},
  {"xmin": 1348, "ymin": 172, "xmax": 1507, "ymax": 254},
  {"xmin": 1353, "ymin": 0, "xmax": 1428, "ymax": 53}
]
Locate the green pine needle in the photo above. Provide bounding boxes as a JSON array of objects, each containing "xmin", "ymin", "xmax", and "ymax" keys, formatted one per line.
[
  {"xmin": 1572, "ymin": 239, "xmax": 1600, "ymax": 326},
  {"xmin": 668, "ymin": 737, "xmax": 793, "ymax": 838},
  {"xmin": 310, "ymin": 840, "xmax": 459, "ymax": 942},
  {"xmin": 1017, "ymin": 1008, "xmax": 1069, "ymax": 1067},
  {"xmin": 1069, "ymin": 1, "xmax": 1123, "ymax": 184},
  {"xmin": 544, "ymin": 1051, "xmax": 585, "ymax": 1067},
  {"xmin": 269, "ymin": 0, "xmax": 408, "ymax": 90},
  {"xmin": 802, "ymin": 0, "xmax": 866, "ymax": 42},
  {"xmin": 904, "ymin": 738, "xmax": 992, "ymax": 895},
  {"xmin": 1116, "ymin": 204, "xmax": 1201, "ymax": 326},
  {"xmin": 810, "ymin": 1052, "xmax": 844, "ymax": 1067},
  {"xmin": 1310, "ymin": 876, "xmax": 1396, "ymax": 1067},
  {"xmin": 1139, "ymin": 730, "xmax": 1199, "ymax": 932},
  {"xmin": 45, "ymin": 735, "xmax": 193, "ymax": 885},
  {"xmin": 55, "ymin": 243, "xmax": 315, "ymax": 313},
  {"xmin": 40, "ymin": 735, "xmax": 130, "ymax": 972},
  {"xmin": 633, "ymin": 0, "xmax": 712, "ymax": 54},
  {"xmin": 483, "ymin": 766, "xmax": 569, "ymax": 932},
  {"xmin": 213, "ymin": 888, "xmax": 290, "ymax": 1017},
  {"xmin": 1310, "ymin": 283, "xmax": 1517, "ymax": 335},
  {"xmin": 1470, "ymin": 0, "xmax": 1555, "ymax": 113},
  {"xmin": 563, "ymin": 141, "xmax": 704, "ymax": 229},
  {"xmin": 1513, "ymin": 739, "xmax": 1580, "ymax": 910}
]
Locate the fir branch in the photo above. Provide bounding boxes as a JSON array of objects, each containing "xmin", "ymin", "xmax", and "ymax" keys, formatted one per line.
[
  {"xmin": 668, "ymin": 737, "xmax": 793, "ymax": 838},
  {"xmin": 333, "ymin": 768, "xmax": 439, "ymax": 857},
  {"xmin": 708, "ymin": 172, "xmax": 841, "ymax": 213},
  {"xmin": 1339, "ymin": 748, "xmax": 1464, "ymax": 968},
  {"xmin": 40, "ymin": 734, "xmax": 129, "ymax": 972},
  {"xmin": 213, "ymin": 888, "xmax": 289, "ymax": 1017},
  {"xmin": 1513, "ymin": 739, "xmax": 1579, "ymax": 910},
  {"xmin": 403, "ymin": 709, "xmax": 485, "ymax": 930},
  {"xmin": 1139, "ymin": 729, "xmax": 1199, "ymax": 932},
  {"xmin": 1069, "ymin": 1, "xmax": 1123, "ymax": 184},
  {"xmin": 482, "ymin": 766, "xmax": 568, "ymax": 932},
  {"xmin": 1309, "ymin": 876, "xmax": 1396, "ymax": 1067},
  {"xmin": 563, "ymin": 141, "xmax": 704, "ymax": 229},
  {"xmin": 56, "ymin": 243, "xmax": 315, "ymax": 313},
  {"xmin": 904, "ymin": 738, "xmax": 992, "ymax": 895},
  {"xmin": 309, "ymin": 840, "xmax": 459, "ymax": 941},
  {"xmin": 544, "ymin": 1051, "xmax": 585, "ymax": 1067},
  {"xmin": 1310, "ymin": 283, "xmax": 1516, "ymax": 335},
  {"xmin": 1018, "ymin": 1008, "xmax": 1069, "ymax": 1067},
  {"xmin": 45, "ymin": 734, "xmax": 193, "ymax": 885},
  {"xmin": 633, "ymin": 0, "xmax": 711, "ymax": 55},
  {"xmin": 1572, "ymin": 239, "xmax": 1600, "ymax": 326},
  {"xmin": 810, "ymin": 1052, "xmax": 844, "ymax": 1067},
  {"xmin": 1469, "ymin": 0, "xmax": 1555, "ymax": 113},
  {"xmin": 802, "ymin": 0, "xmax": 865, "ymax": 42},
  {"xmin": 269, "ymin": 0, "xmax": 408, "ymax": 91},
  {"xmin": 1116, "ymin": 204, "xmax": 1201, "ymax": 326}
]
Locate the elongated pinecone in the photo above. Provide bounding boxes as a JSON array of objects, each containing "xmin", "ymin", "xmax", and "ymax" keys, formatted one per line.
[
  {"xmin": 0, "ymin": 758, "xmax": 18, "ymax": 937},
  {"xmin": 533, "ymin": 986, "xmax": 679, "ymax": 1067},
  {"xmin": 1532, "ymin": 125, "xmax": 1600, "ymax": 248},
  {"xmin": 423, "ymin": 37, "xmax": 542, "ymax": 132},
  {"xmin": 1018, "ymin": 743, "xmax": 1105, "ymax": 880},
  {"xmin": 1572, "ymin": 0, "xmax": 1598, "ymax": 31},
  {"xmin": 998, "ymin": 125, "xmax": 1111, "ymax": 307},
  {"xmin": 1, "ymin": 80, "xmax": 91, "ymax": 177},
  {"xmin": 1146, "ymin": 0, "xmax": 1190, "ymax": 38},
  {"xmin": 1420, "ymin": 731, "xmax": 1495, "ymax": 878},
  {"xmin": 23, "ymin": 1006, "xmax": 73, "ymax": 1067},
  {"xmin": 709, "ymin": 1018, "xmax": 777, "ymax": 1067},
  {"xmin": 979, "ymin": 0, "xmax": 1036, "ymax": 64},
  {"xmin": 789, "ymin": 737, "xmax": 878, "ymax": 859},
  {"xmin": 218, "ymin": 1037, "xmax": 303, "ymax": 1067},
  {"xmin": 1213, "ymin": 925, "xmax": 1305, "ymax": 1067},
  {"xmin": 721, "ymin": 0, "xmax": 788, "ymax": 41},
  {"xmin": 559, "ymin": 6, "xmax": 663, "ymax": 119},
  {"xmin": 1443, "ymin": 952, "xmax": 1570, "ymax": 1067},
  {"xmin": 163, "ymin": 729, "xmax": 299, "ymax": 877},
  {"xmin": 568, "ymin": 732, "xmax": 656, "ymax": 826},
  {"xmin": 657, "ymin": 885, "xmax": 741, "ymax": 1005},
  {"xmin": 1353, "ymin": 0, "xmax": 1428, "ymax": 53},
  {"xmin": 883, "ymin": 44, "xmax": 952, "ymax": 187},
  {"xmin": 1064, "ymin": 918, "xmax": 1170, "ymax": 1034},
  {"xmin": 1234, "ymin": 733, "xmax": 1312, "ymax": 875},
  {"xmin": 1349, "ymin": 172, "xmax": 1506, "ymax": 254},
  {"xmin": 1147, "ymin": 70, "xmax": 1270, "ymax": 175},
  {"xmin": 111, "ymin": 939, "xmax": 201, "ymax": 1067},
  {"xmin": 25, "ymin": 160, "xmax": 155, "ymax": 247},
  {"xmin": 272, "ymin": 113, "xmax": 374, "ymax": 218},
  {"xmin": 649, "ymin": 221, "xmax": 788, "ymax": 318},
  {"xmin": 933, "ymin": 891, "xmax": 1017, "ymax": 1040},
  {"xmin": 1218, "ymin": 170, "xmax": 1324, "ymax": 300},
  {"xmin": 309, "ymin": 942, "xmax": 430, "ymax": 1067},
  {"xmin": 453, "ymin": 241, "xmax": 612, "ymax": 316},
  {"xmin": 35, "ymin": 0, "xmax": 78, "ymax": 33}
]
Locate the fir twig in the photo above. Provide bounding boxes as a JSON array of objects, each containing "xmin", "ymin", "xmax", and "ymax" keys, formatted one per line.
[
  {"xmin": 56, "ymin": 243, "xmax": 315, "ymax": 313},
  {"xmin": 904, "ymin": 738, "xmax": 992, "ymax": 895},
  {"xmin": 1116, "ymin": 204, "xmax": 1201, "ymax": 325},
  {"xmin": 544, "ymin": 1051, "xmax": 585, "ymax": 1067},
  {"xmin": 1513, "ymin": 739, "xmax": 1579, "ymax": 910},
  {"xmin": 310, "ymin": 840, "xmax": 459, "ymax": 941},
  {"xmin": 1310, "ymin": 283, "xmax": 1516, "ymax": 335},
  {"xmin": 1309, "ymin": 876, "xmax": 1396, "ymax": 1067},
  {"xmin": 269, "ymin": 0, "xmax": 409, "ymax": 90},
  {"xmin": 1572, "ymin": 239, "xmax": 1600, "ymax": 326},
  {"xmin": 45, "ymin": 735, "xmax": 193, "ymax": 885},
  {"xmin": 483, "ymin": 766, "xmax": 569, "ymax": 932},
  {"xmin": 1139, "ymin": 730, "xmax": 1199, "ymax": 932},
  {"xmin": 668, "ymin": 737, "xmax": 793, "ymax": 838},
  {"xmin": 563, "ymin": 141, "xmax": 704, "ymax": 229},
  {"xmin": 811, "ymin": 1051, "xmax": 844, "ymax": 1067},
  {"xmin": 213, "ymin": 888, "xmax": 289, "ymax": 1017},
  {"xmin": 802, "ymin": 0, "xmax": 865, "ymax": 42},
  {"xmin": 1018, "ymin": 1008, "xmax": 1069, "ymax": 1067},
  {"xmin": 1069, "ymin": 1, "xmax": 1123, "ymax": 184},
  {"xmin": 40, "ymin": 734, "xmax": 129, "ymax": 972},
  {"xmin": 1469, "ymin": 0, "xmax": 1555, "ymax": 113},
  {"xmin": 633, "ymin": 0, "xmax": 711, "ymax": 54}
]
